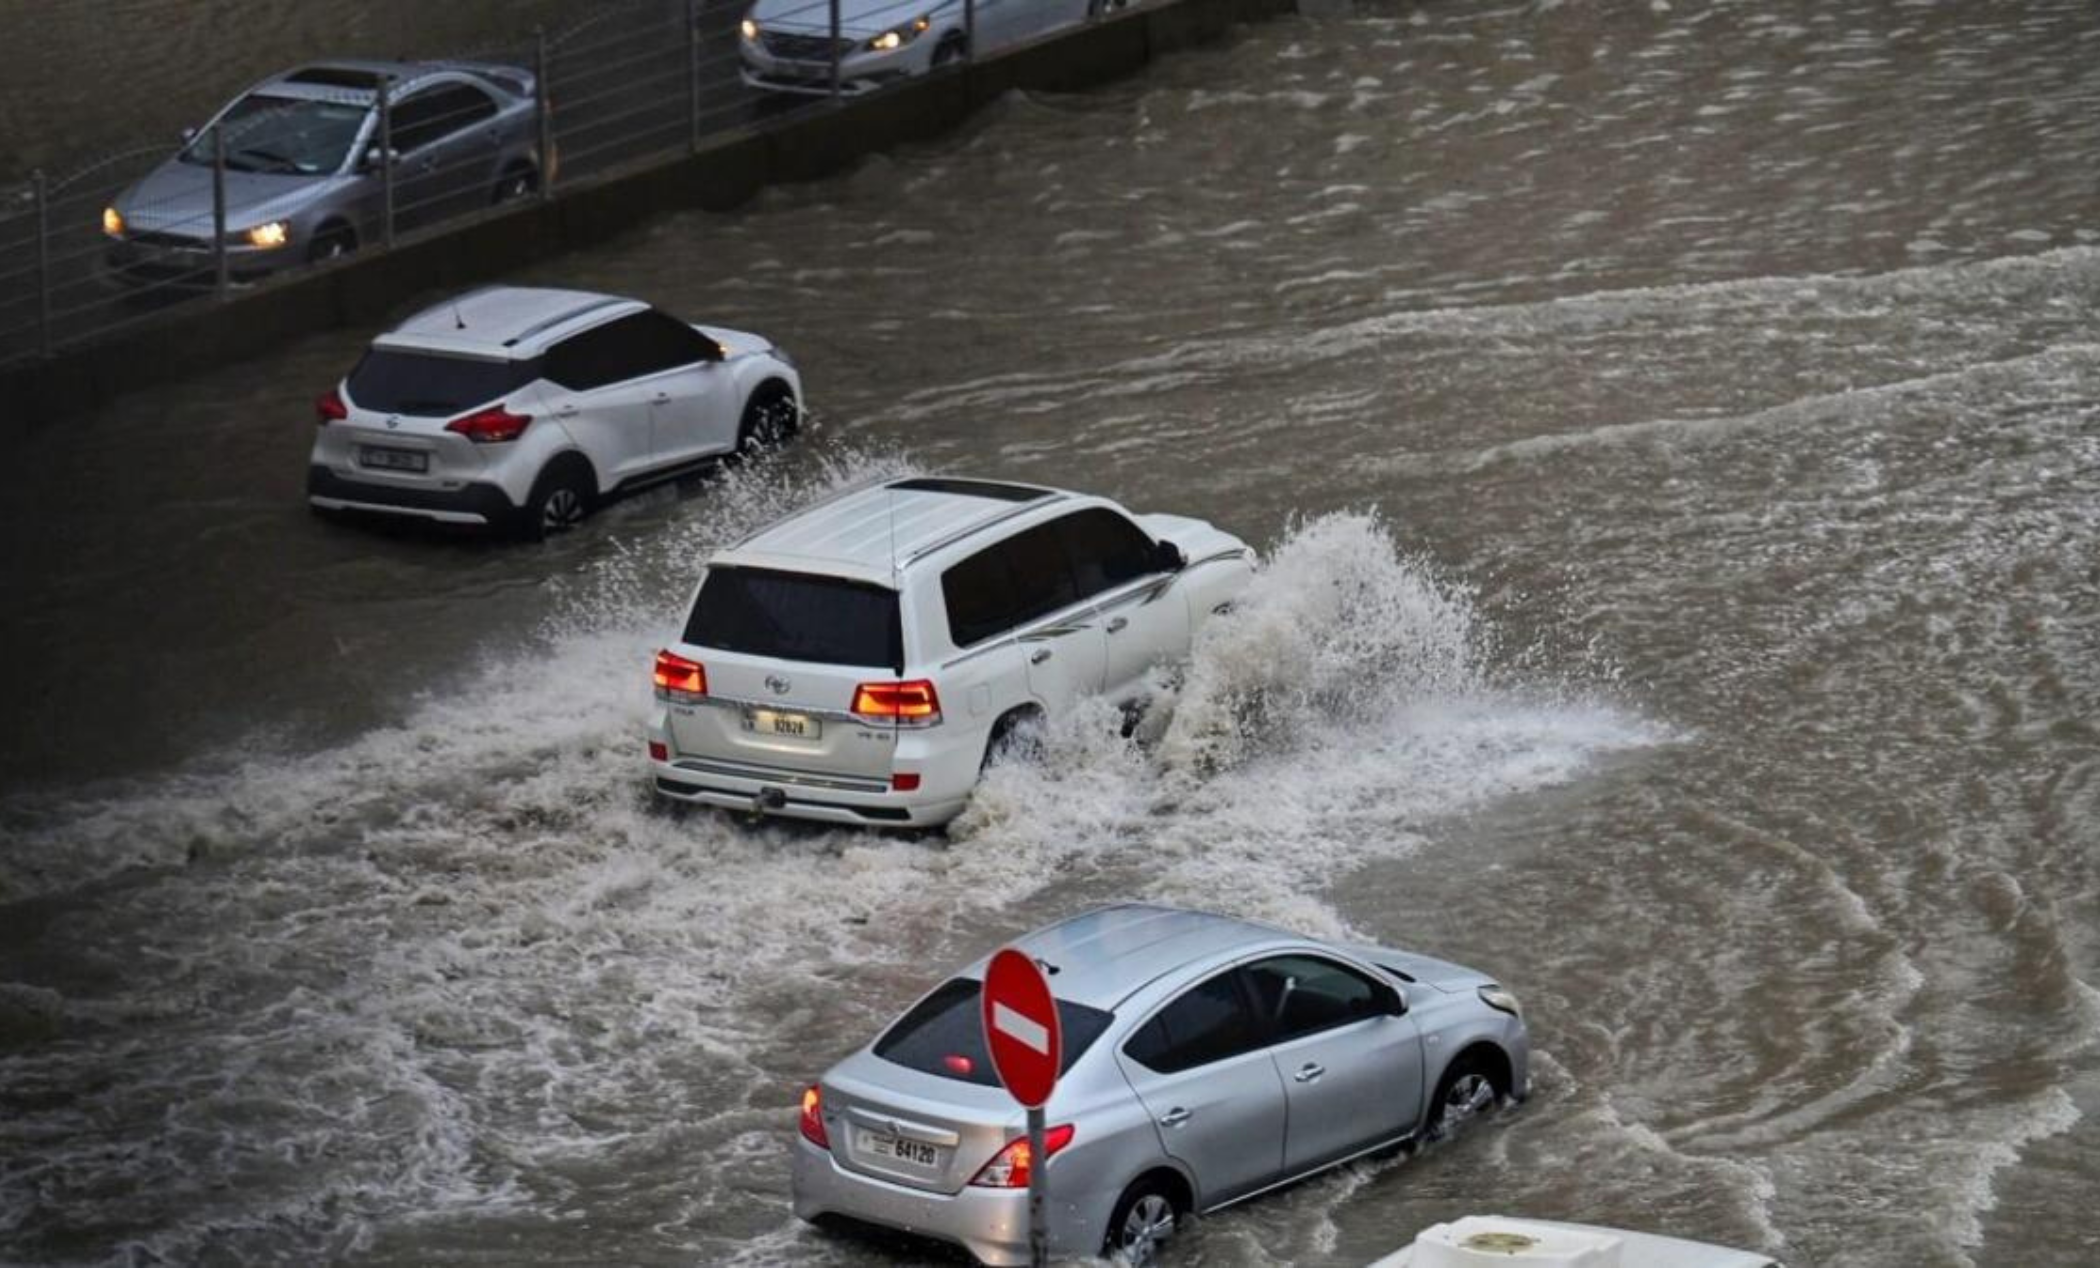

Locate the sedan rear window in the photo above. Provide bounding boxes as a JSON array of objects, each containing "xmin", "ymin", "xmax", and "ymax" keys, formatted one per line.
[
  {"xmin": 346, "ymin": 349, "xmax": 540, "ymax": 417},
  {"xmin": 684, "ymin": 567, "xmax": 902, "ymax": 669},
  {"xmin": 875, "ymin": 978, "xmax": 1114, "ymax": 1088}
]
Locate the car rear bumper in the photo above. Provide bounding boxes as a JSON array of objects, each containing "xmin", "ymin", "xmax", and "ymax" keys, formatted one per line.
[
  {"xmin": 793, "ymin": 1137, "xmax": 1087, "ymax": 1267},
  {"xmin": 307, "ymin": 466, "xmax": 517, "ymax": 527},
  {"xmin": 649, "ymin": 754, "xmax": 967, "ymax": 827}
]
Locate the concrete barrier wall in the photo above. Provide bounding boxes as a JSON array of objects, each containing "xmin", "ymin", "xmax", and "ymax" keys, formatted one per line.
[{"xmin": 2, "ymin": 0, "xmax": 1297, "ymax": 426}]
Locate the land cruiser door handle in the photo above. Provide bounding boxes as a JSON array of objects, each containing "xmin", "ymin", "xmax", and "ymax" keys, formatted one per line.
[
  {"xmin": 1030, "ymin": 648, "xmax": 1053, "ymax": 665},
  {"xmin": 1293, "ymin": 1063, "xmax": 1325, "ymax": 1084},
  {"xmin": 1106, "ymin": 616, "xmax": 1129, "ymax": 634},
  {"xmin": 1158, "ymin": 1107, "xmax": 1191, "ymax": 1128},
  {"xmin": 651, "ymin": 391, "xmax": 672, "ymax": 404}
]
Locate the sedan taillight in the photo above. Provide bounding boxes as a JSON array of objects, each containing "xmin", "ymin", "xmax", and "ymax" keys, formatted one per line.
[
  {"xmin": 799, "ymin": 1085, "xmax": 830, "ymax": 1150},
  {"xmin": 969, "ymin": 1125, "xmax": 1074, "ymax": 1188}
]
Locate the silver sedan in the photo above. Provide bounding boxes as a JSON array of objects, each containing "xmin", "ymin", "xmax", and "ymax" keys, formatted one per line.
[{"xmin": 791, "ymin": 903, "xmax": 1530, "ymax": 1265}]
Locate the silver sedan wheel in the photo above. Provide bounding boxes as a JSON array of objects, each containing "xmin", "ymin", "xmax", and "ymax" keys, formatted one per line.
[
  {"xmin": 1437, "ymin": 1071, "xmax": 1497, "ymax": 1137},
  {"xmin": 540, "ymin": 487, "xmax": 586, "ymax": 532},
  {"xmin": 1116, "ymin": 1193, "xmax": 1175, "ymax": 1266}
]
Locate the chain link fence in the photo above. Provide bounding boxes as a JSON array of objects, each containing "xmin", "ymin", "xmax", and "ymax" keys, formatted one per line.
[{"xmin": 0, "ymin": 0, "xmax": 1140, "ymax": 370}]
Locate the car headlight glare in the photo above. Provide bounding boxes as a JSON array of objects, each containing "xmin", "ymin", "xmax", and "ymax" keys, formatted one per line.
[
  {"xmin": 102, "ymin": 206, "xmax": 125, "ymax": 238},
  {"xmin": 1478, "ymin": 985, "xmax": 1521, "ymax": 1017},
  {"xmin": 740, "ymin": 17, "xmax": 759, "ymax": 40},
  {"xmin": 246, "ymin": 221, "xmax": 291, "ymax": 250},
  {"xmin": 866, "ymin": 14, "xmax": 932, "ymax": 51}
]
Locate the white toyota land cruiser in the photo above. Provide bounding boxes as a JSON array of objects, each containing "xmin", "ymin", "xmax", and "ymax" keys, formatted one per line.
[{"xmin": 646, "ymin": 476, "xmax": 1255, "ymax": 826}]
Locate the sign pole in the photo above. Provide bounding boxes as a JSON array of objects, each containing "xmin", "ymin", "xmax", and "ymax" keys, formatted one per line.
[{"xmin": 1026, "ymin": 1105, "xmax": 1048, "ymax": 1268}]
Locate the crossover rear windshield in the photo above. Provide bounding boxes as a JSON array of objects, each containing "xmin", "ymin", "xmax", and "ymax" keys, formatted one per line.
[
  {"xmin": 346, "ymin": 349, "xmax": 540, "ymax": 417},
  {"xmin": 683, "ymin": 567, "xmax": 903, "ymax": 669},
  {"xmin": 874, "ymin": 978, "xmax": 1115, "ymax": 1088}
]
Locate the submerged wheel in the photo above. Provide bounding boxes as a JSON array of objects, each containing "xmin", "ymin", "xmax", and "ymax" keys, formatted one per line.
[
  {"xmin": 307, "ymin": 225, "xmax": 355, "ymax": 264},
  {"xmin": 736, "ymin": 385, "xmax": 800, "ymax": 454},
  {"xmin": 1425, "ymin": 1053, "xmax": 1503, "ymax": 1143},
  {"xmin": 520, "ymin": 462, "xmax": 592, "ymax": 539},
  {"xmin": 1104, "ymin": 1177, "xmax": 1183, "ymax": 1266},
  {"xmin": 932, "ymin": 33, "xmax": 967, "ymax": 66},
  {"xmin": 981, "ymin": 708, "xmax": 1045, "ymax": 772}
]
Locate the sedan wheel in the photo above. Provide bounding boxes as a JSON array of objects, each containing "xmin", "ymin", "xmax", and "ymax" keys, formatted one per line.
[
  {"xmin": 540, "ymin": 486, "xmax": 586, "ymax": 532},
  {"xmin": 1430, "ymin": 1067, "xmax": 1498, "ymax": 1141},
  {"xmin": 1114, "ymin": 1193, "xmax": 1176, "ymax": 1266}
]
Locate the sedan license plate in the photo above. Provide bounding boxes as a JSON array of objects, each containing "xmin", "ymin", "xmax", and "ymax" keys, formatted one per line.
[
  {"xmin": 358, "ymin": 446, "xmax": 429, "ymax": 473},
  {"xmin": 861, "ymin": 1133, "xmax": 938, "ymax": 1168},
  {"xmin": 743, "ymin": 708, "xmax": 819, "ymax": 739}
]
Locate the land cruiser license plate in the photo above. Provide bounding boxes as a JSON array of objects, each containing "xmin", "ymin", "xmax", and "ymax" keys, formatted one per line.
[
  {"xmin": 861, "ymin": 1133, "xmax": 938, "ymax": 1168},
  {"xmin": 358, "ymin": 446, "xmax": 428, "ymax": 473},
  {"xmin": 744, "ymin": 709, "xmax": 818, "ymax": 739}
]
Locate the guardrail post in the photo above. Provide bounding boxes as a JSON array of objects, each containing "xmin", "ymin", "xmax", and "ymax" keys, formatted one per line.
[
  {"xmin": 687, "ymin": 0, "xmax": 702, "ymax": 154},
  {"xmin": 33, "ymin": 170, "xmax": 51, "ymax": 357},
  {"xmin": 211, "ymin": 125, "xmax": 230, "ymax": 298},
  {"xmin": 377, "ymin": 78, "xmax": 396, "ymax": 249},
  {"xmin": 536, "ymin": 27, "xmax": 557, "ymax": 199},
  {"xmin": 829, "ymin": 0, "xmax": 843, "ymax": 98},
  {"xmin": 965, "ymin": 0, "xmax": 975, "ymax": 62}
]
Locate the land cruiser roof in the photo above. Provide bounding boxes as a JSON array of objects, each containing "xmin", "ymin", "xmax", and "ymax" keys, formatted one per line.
[
  {"xmin": 373, "ymin": 287, "xmax": 646, "ymax": 360},
  {"xmin": 712, "ymin": 477, "xmax": 1067, "ymax": 588}
]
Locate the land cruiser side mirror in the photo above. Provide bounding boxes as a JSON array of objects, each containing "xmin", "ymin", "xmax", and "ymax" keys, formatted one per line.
[{"xmin": 1153, "ymin": 540, "xmax": 1186, "ymax": 573}]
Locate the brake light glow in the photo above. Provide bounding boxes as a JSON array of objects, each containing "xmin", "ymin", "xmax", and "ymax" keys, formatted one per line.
[
  {"xmin": 969, "ymin": 1124, "xmax": 1075, "ymax": 1188},
  {"xmin": 315, "ymin": 388, "xmax": 348, "ymax": 425},
  {"xmin": 654, "ymin": 650, "xmax": 706, "ymax": 699},
  {"xmin": 799, "ymin": 1085, "xmax": 830, "ymax": 1149},
  {"xmin": 942, "ymin": 1053, "xmax": 973, "ymax": 1076},
  {"xmin": 445, "ymin": 404, "xmax": 533, "ymax": 444},
  {"xmin": 851, "ymin": 680, "xmax": 942, "ymax": 727}
]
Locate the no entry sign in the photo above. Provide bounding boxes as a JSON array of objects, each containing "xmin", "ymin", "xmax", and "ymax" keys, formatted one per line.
[{"xmin": 981, "ymin": 947, "xmax": 1062, "ymax": 1109}]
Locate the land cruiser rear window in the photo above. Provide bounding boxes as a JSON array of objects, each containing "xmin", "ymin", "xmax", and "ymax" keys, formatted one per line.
[
  {"xmin": 875, "ymin": 978, "xmax": 1114, "ymax": 1087},
  {"xmin": 346, "ymin": 349, "xmax": 540, "ymax": 417},
  {"xmin": 684, "ymin": 567, "xmax": 902, "ymax": 669}
]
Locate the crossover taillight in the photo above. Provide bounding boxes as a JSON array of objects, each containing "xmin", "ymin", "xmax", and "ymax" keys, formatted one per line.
[
  {"xmin": 315, "ymin": 388, "xmax": 348, "ymax": 425},
  {"xmin": 654, "ymin": 650, "xmax": 707, "ymax": 699},
  {"xmin": 446, "ymin": 404, "xmax": 533, "ymax": 444},
  {"xmin": 798, "ymin": 1085, "xmax": 830, "ymax": 1149},
  {"xmin": 851, "ymin": 680, "xmax": 942, "ymax": 727},
  {"xmin": 969, "ymin": 1124, "xmax": 1075, "ymax": 1188}
]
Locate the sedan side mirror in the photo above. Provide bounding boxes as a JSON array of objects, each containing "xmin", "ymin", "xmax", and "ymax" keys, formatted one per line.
[
  {"xmin": 181, "ymin": 126, "xmax": 199, "ymax": 144},
  {"xmin": 1380, "ymin": 983, "xmax": 1409, "ymax": 1016},
  {"xmin": 362, "ymin": 146, "xmax": 400, "ymax": 171},
  {"xmin": 1153, "ymin": 540, "xmax": 1186, "ymax": 573}
]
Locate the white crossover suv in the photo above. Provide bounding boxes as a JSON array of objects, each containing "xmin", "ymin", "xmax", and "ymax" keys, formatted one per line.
[
  {"xmin": 646, "ymin": 477, "xmax": 1254, "ymax": 826},
  {"xmin": 307, "ymin": 286, "xmax": 801, "ymax": 536}
]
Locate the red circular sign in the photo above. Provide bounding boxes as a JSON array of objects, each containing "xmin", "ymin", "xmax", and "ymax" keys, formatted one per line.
[{"xmin": 981, "ymin": 947, "xmax": 1062, "ymax": 1109}]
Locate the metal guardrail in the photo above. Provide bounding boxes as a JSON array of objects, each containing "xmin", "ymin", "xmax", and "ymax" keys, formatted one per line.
[{"xmin": 0, "ymin": 0, "xmax": 1141, "ymax": 371}]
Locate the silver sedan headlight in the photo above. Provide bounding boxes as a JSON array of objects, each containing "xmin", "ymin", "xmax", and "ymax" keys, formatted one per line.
[
  {"xmin": 1478, "ymin": 984, "xmax": 1521, "ymax": 1016},
  {"xmin": 866, "ymin": 13, "xmax": 932, "ymax": 51}
]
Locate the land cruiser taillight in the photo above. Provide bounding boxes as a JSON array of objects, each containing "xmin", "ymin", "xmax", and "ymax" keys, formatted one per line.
[
  {"xmin": 315, "ymin": 388, "xmax": 347, "ymax": 425},
  {"xmin": 798, "ymin": 1085, "xmax": 830, "ymax": 1149},
  {"xmin": 446, "ymin": 404, "xmax": 533, "ymax": 444},
  {"xmin": 654, "ymin": 650, "xmax": 707, "ymax": 699},
  {"xmin": 969, "ymin": 1124, "xmax": 1074, "ymax": 1188},
  {"xmin": 851, "ymin": 680, "xmax": 942, "ymax": 727}
]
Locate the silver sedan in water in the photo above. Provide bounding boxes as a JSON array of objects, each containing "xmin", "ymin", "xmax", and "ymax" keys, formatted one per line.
[{"xmin": 791, "ymin": 903, "xmax": 1529, "ymax": 1265}]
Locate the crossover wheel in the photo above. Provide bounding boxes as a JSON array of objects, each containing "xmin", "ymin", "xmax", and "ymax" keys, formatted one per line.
[
  {"xmin": 1105, "ymin": 1178, "xmax": 1183, "ymax": 1267},
  {"xmin": 1425, "ymin": 1055, "xmax": 1502, "ymax": 1143},
  {"xmin": 521, "ymin": 464, "xmax": 592, "ymax": 539},
  {"xmin": 736, "ymin": 386, "xmax": 799, "ymax": 454}
]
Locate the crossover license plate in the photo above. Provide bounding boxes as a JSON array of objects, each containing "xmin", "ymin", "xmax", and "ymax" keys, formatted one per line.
[
  {"xmin": 744, "ymin": 709, "xmax": 819, "ymax": 739},
  {"xmin": 861, "ymin": 1133, "xmax": 938, "ymax": 1168},
  {"xmin": 358, "ymin": 446, "xmax": 429, "ymax": 473}
]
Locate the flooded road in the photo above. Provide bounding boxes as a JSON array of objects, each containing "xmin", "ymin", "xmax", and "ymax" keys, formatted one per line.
[{"xmin": 5, "ymin": 1, "xmax": 2100, "ymax": 1265}]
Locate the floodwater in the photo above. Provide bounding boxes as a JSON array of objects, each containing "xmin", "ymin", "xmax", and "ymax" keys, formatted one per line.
[{"xmin": 4, "ymin": 1, "xmax": 2100, "ymax": 1265}]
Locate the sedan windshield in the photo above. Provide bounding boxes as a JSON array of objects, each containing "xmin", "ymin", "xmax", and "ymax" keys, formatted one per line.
[{"xmin": 182, "ymin": 94, "xmax": 369, "ymax": 175}]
